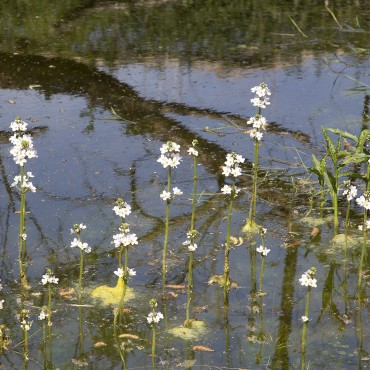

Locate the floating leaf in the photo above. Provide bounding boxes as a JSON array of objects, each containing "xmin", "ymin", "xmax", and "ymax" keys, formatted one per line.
[
  {"xmin": 166, "ymin": 284, "xmax": 185, "ymax": 289},
  {"xmin": 59, "ymin": 288, "xmax": 75, "ymax": 299},
  {"xmin": 118, "ymin": 334, "xmax": 140, "ymax": 340},
  {"xmin": 177, "ymin": 359, "xmax": 196, "ymax": 367},
  {"xmin": 7, "ymin": 100, "xmax": 15, "ymax": 104},
  {"xmin": 192, "ymin": 345, "xmax": 214, "ymax": 352}
]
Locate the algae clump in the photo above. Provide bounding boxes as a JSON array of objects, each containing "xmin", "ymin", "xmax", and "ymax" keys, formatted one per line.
[
  {"xmin": 90, "ymin": 278, "xmax": 134, "ymax": 305},
  {"xmin": 169, "ymin": 320, "xmax": 207, "ymax": 340}
]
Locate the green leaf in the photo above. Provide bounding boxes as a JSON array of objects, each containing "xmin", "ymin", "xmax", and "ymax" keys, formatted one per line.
[
  {"xmin": 322, "ymin": 126, "xmax": 337, "ymax": 162},
  {"xmin": 342, "ymin": 152, "xmax": 370, "ymax": 165},
  {"xmin": 356, "ymin": 129, "xmax": 370, "ymax": 153},
  {"xmin": 326, "ymin": 128, "xmax": 358, "ymax": 143}
]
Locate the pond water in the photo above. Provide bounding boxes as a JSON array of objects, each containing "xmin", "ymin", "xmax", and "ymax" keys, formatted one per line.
[{"xmin": 0, "ymin": 1, "xmax": 370, "ymax": 369}]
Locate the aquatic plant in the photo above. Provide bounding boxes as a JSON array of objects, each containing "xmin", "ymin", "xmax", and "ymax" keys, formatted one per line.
[
  {"xmin": 243, "ymin": 83, "xmax": 271, "ymax": 233},
  {"xmin": 256, "ymin": 227, "xmax": 269, "ymax": 293},
  {"xmin": 70, "ymin": 223, "xmax": 90, "ymax": 301},
  {"xmin": 147, "ymin": 299, "xmax": 163, "ymax": 369},
  {"xmin": 157, "ymin": 141, "xmax": 182, "ymax": 289},
  {"xmin": 222, "ymin": 152, "xmax": 244, "ymax": 293},
  {"xmin": 40, "ymin": 268, "xmax": 58, "ymax": 367},
  {"xmin": 9, "ymin": 117, "xmax": 37, "ymax": 286},
  {"xmin": 299, "ymin": 267, "xmax": 317, "ymax": 370}
]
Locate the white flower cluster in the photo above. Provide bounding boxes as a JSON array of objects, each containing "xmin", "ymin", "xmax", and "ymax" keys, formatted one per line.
[
  {"xmin": 41, "ymin": 271, "xmax": 59, "ymax": 285},
  {"xmin": 38, "ymin": 307, "xmax": 49, "ymax": 321},
  {"xmin": 114, "ymin": 267, "xmax": 136, "ymax": 278},
  {"xmin": 299, "ymin": 268, "xmax": 317, "ymax": 288},
  {"xmin": 301, "ymin": 315, "xmax": 309, "ymax": 323},
  {"xmin": 250, "ymin": 82, "xmax": 271, "ymax": 109},
  {"xmin": 112, "ymin": 224, "xmax": 138, "ymax": 249},
  {"xmin": 222, "ymin": 152, "xmax": 245, "ymax": 178},
  {"xmin": 147, "ymin": 311, "xmax": 164, "ymax": 325},
  {"xmin": 113, "ymin": 198, "xmax": 131, "ymax": 218},
  {"xmin": 157, "ymin": 141, "xmax": 182, "ymax": 168},
  {"xmin": 160, "ymin": 187, "xmax": 183, "ymax": 201},
  {"xmin": 358, "ymin": 220, "xmax": 370, "ymax": 231},
  {"xmin": 256, "ymin": 245, "xmax": 270, "ymax": 256},
  {"xmin": 70, "ymin": 238, "xmax": 91, "ymax": 253},
  {"xmin": 247, "ymin": 83, "xmax": 271, "ymax": 142},
  {"xmin": 356, "ymin": 192, "xmax": 370, "ymax": 210},
  {"xmin": 70, "ymin": 223, "xmax": 87, "ymax": 235},
  {"xmin": 342, "ymin": 181, "xmax": 357, "ymax": 202},
  {"xmin": 11, "ymin": 172, "xmax": 36, "ymax": 193},
  {"xmin": 188, "ymin": 139, "xmax": 199, "ymax": 157},
  {"xmin": 9, "ymin": 118, "xmax": 37, "ymax": 166},
  {"xmin": 221, "ymin": 184, "xmax": 242, "ymax": 196},
  {"xmin": 182, "ymin": 229, "xmax": 199, "ymax": 252},
  {"xmin": 20, "ymin": 309, "xmax": 32, "ymax": 331}
]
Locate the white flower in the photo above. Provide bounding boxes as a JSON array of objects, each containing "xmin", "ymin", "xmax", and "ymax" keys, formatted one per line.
[
  {"xmin": 256, "ymin": 245, "xmax": 270, "ymax": 256},
  {"xmin": 10, "ymin": 118, "xmax": 28, "ymax": 132},
  {"xmin": 160, "ymin": 190, "xmax": 171, "ymax": 201},
  {"xmin": 230, "ymin": 166, "xmax": 242, "ymax": 177},
  {"xmin": 301, "ymin": 316, "xmax": 309, "ymax": 323},
  {"xmin": 112, "ymin": 232, "xmax": 138, "ymax": 248},
  {"xmin": 114, "ymin": 267, "xmax": 124, "ymax": 278},
  {"xmin": 247, "ymin": 115, "xmax": 267, "ymax": 130},
  {"xmin": 20, "ymin": 319, "xmax": 32, "ymax": 331},
  {"xmin": 113, "ymin": 201, "xmax": 131, "ymax": 218},
  {"xmin": 127, "ymin": 267, "xmax": 136, "ymax": 277},
  {"xmin": 222, "ymin": 166, "xmax": 231, "ymax": 177},
  {"xmin": 38, "ymin": 309, "xmax": 48, "ymax": 321},
  {"xmin": 0, "ymin": 300, "xmax": 4, "ymax": 310},
  {"xmin": 71, "ymin": 223, "xmax": 87, "ymax": 235},
  {"xmin": 158, "ymin": 142, "xmax": 182, "ymax": 168},
  {"xmin": 172, "ymin": 187, "xmax": 183, "ymax": 196},
  {"xmin": 70, "ymin": 238, "xmax": 91, "ymax": 253},
  {"xmin": 221, "ymin": 185, "xmax": 232, "ymax": 194},
  {"xmin": 356, "ymin": 193, "xmax": 370, "ymax": 210},
  {"xmin": 147, "ymin": 311, "xmax": 164, "ymax": 324},
  {"xmin": 251, "ymin": 83, "xmax": 271, "ymax": 98},
  {"xmin": 188, "ymin": 243, "xmax": 197, "ymax": 252},
  {"xmin": 299, "ymin": 269, "xmax": 317, "ymax": 288},
  {"xmin": 250, "ymin": 131, "xmax": 263, "ymax": 141},
  {"xmin": 41, "ymin": 273, "xmax": 59, "ymax": 285},
  {"xmin": 188, "ymin": 147, "xmax": 198, "ymax": 156},
  {"xmin": 358, "ymin": 225, "xmax": 363, "ymax": 231}
]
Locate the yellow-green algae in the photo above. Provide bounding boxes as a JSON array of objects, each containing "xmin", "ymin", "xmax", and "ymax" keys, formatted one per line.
[
  {"xmin": 300, "ymin": 215, "xmax": 333, "ymax": 227},
  {"xmin": 242, "ymin": 220, "xmax": 259, "ymax": 234},
  {"xmin": 208, "ymin": 275, "xmax": 238, "ymax": 288},
  {"xmin": 169, "ymin": 320, "xmax": 207, "ymax": 340},
  {"xmin": 90, "ymin": 278, "xmax": 135, "ymax": 305}
]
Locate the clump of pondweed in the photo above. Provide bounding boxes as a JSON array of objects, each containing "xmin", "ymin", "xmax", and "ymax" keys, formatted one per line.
[
  {"xmin": 9, "ymin": 117, "xmax": 37, "ymax": 286},
  {"xmin": 243, "ymin": 83, "xmax": 271, "ymax": 234},
  {"xmin": 157, "ymin": 141, "xmax": 182, "ymax": 290},
  {"xmin": 299, "ymin": 267, "xmax": 317, "ymax": 370}
]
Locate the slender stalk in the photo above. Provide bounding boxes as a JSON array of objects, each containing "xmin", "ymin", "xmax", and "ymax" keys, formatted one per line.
[
  {"xmin": 152, "ymin": 321, "xmax": 156, "ymax": 369},
  {"xmin": 162, "ymin": 168, "xmax": 172, "ymax": 289},
  {"xmin": 248, "ymin": 141, "xmax": 260, "ymax": 226},
  {"xmin": 185, "ymin": 147, "xmax": 198, "ymax": 328},
  {"xmin": 78, "ymin": 249, "xmax": 84, "ymax": 302},
  {"xmin": 185, "ymin": 251, "xmax": 194, "ymax": 328},
  {"xmin": 19, "ymin": 165, "xmax": 27, "ymax": 284},
  {"xmin": 301, "ymin": 287, "xmax": 311, "ymax": 370},
  {"xmin": 259, "ymin": 255, "xmax": 266, "ymax": 293},
  {"xmin": 48, "ymin": 284, "xmax": 53, "ymax": 363},
  {"xmin": 224, "ymin": 180, "xmax": 235, "ymax": 295}
]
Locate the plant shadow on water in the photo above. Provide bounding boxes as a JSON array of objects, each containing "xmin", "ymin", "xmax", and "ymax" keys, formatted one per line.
[{"xmin": 0, "ymin": 0, "xmax": 369, "ymax": 369}]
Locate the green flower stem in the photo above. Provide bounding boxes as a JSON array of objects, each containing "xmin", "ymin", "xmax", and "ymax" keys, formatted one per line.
[
  {"xmin": 259, "ymin": 256, "xmax": 266, "ymax": 293},
  {"xmin": 24, "ymin": 329, "xmax": 29, "ymax": 370},
  {"xmin": 301, "ymin": 287, "xmax": 311, "ymax": 370},
  {"xmin": 332, "ymin": 190, "xmax": 339, "ymax": 235},
  {"xmin": 224, "ymin": 180, "xmax": 235, "ymax": 295},
  {"xmin": 185, "ymin": 251, "xmax": 194, "ymax": 328},
  {"xmin": 162, "ymin": 168, "xmax": 172, "ymax": 289},
  {"xmin": 358, "ymin": 164, "xmax": 370, "ymax": 291},
  {"xmin": 151, "ymin": 305, "xmax": 157, "ymax": 369},
  {"xmin": 185, "ymin": 151, "xmax": 198, "ymax": 328},
  {"xmin": 19, "ymin": 165, "xmax": 27, "ymax": 283},
  {"xmin": 48, "ymin": 284, "xmax": 53, "ymax": 363},
  {"xmin": 248, "ymin": 140, "xmax": 260, "ymax": 226},
  {"xmin": 78, "ymin": 249, "xmax": 84, "ymax": 303},
  {"xmin": 344, "ymin": 200, "xmax": 351, "ymax": 275}
]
